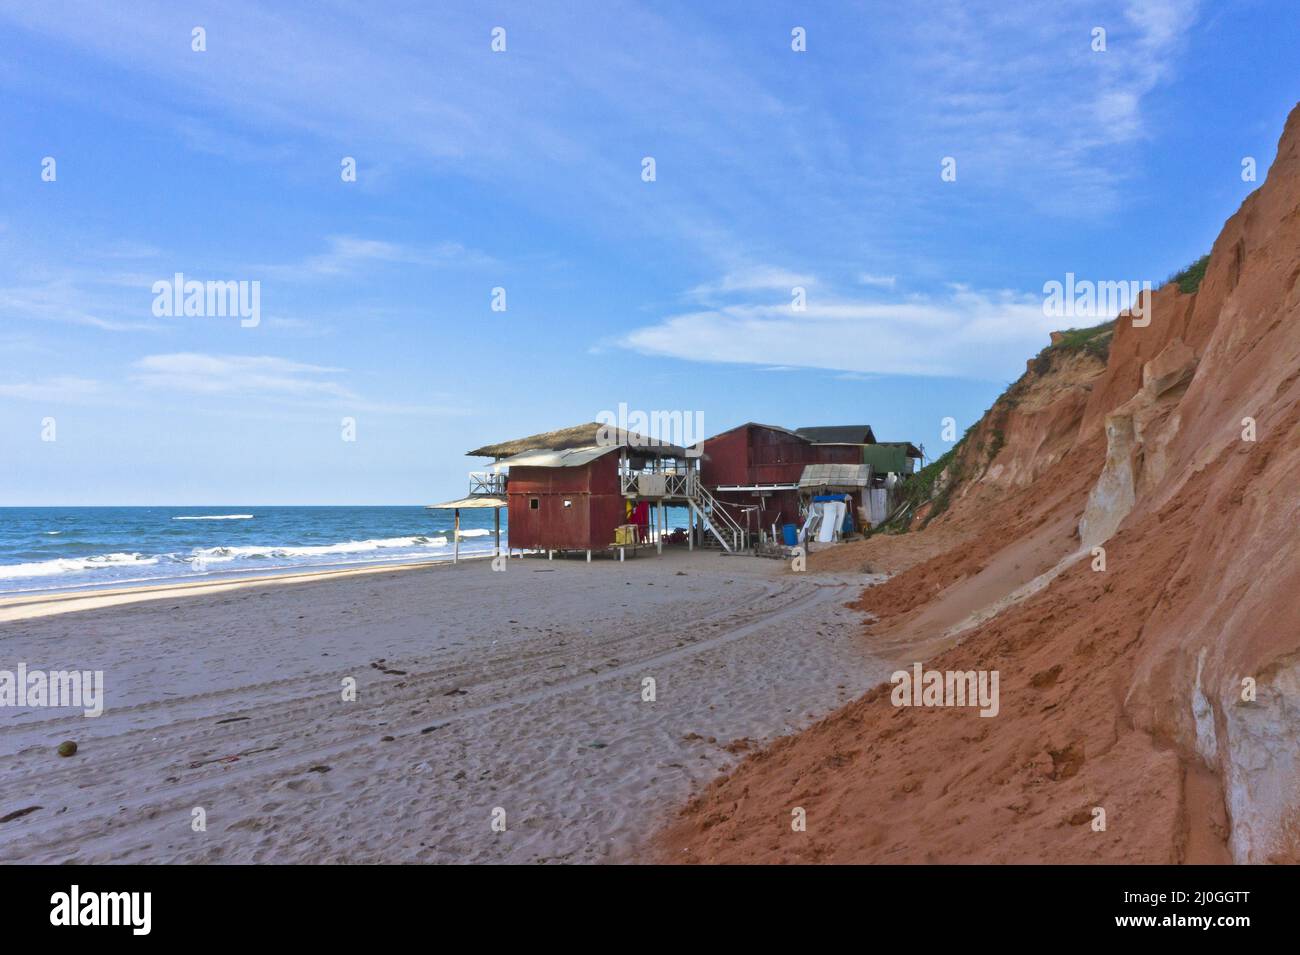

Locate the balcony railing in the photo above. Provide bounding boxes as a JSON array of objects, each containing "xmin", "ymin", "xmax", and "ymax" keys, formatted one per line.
[
  {"xmin": 620, "ymin": 468, "xmax": 697, "ymax": 498},
  {"xmin": 469, "ymin": 471, "xmax": 506, "ymax": 496}
]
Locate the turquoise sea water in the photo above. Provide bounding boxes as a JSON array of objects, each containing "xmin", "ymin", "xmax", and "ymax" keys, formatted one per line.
[{"xmin": 0, "ymin": 506, "xmax": 505, "ymax": 595}]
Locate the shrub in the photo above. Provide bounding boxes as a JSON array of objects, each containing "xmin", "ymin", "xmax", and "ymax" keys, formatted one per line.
[{"xmin": 1168, "ymin": 254, "xmax": 1210, "ymax": 294}]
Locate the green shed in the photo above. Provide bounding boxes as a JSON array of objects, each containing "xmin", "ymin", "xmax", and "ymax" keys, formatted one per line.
[{"xmin": 861, "ymin": 442, "xmax": 923, "ymax": 475}]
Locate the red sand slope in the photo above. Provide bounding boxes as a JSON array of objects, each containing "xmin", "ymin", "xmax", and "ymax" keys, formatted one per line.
[{"xmin": 658, "ymin": 103, "xmax": 1300, "ymax": 865}]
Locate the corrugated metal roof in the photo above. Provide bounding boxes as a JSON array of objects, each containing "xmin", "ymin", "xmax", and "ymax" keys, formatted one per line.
[
  {"xmin": 798, "ymin": 463, "xmax": 872, "ymax": 489},
  {"xmin": 795, "ymin": 425, "xmax": 877, "ymax": 444},
  {"xmin": 704, "ymin": 421, "xmax": 809, "ymax": 443},
  {"xmin": 872, "ymin": 441, "xmax": 924, "ymax": 457},
  {"xmin": 491, "ymin": 445, "xmax": 620, "ymax": 470},
  {"xmin": 861, "ymin": 444, "xmax": 920, "ymax": 475}
]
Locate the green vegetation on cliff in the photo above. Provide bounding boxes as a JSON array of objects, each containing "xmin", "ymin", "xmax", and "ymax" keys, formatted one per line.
[{"xmin": 1169, "ymin": 254, "xmax": 1210, "ymax": 294}]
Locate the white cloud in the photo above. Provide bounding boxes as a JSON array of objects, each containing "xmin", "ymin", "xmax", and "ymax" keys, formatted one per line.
[{"xmin": 621, "ymin": 286, "xmax": 1060, "ymax": 380}]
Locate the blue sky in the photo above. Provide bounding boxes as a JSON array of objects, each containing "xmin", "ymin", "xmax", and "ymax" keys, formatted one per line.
[{"xmin": 1, "ymin": 0, "xmax": 1296, "ymax": 505}]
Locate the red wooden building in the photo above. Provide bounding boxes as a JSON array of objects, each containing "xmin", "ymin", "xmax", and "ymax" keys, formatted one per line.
[
  {"xmin": 439, "ymin": 420, "xmax": 897, "ymax": 559},
  {"xmin": 464, "ymin": 422, "xmax": 690, "ymax": 557},
  {"xmin": 500, "ymin": 446, "xmax": 627, "ymax": 552},
  {"xmin": 699, "ymin": 423, "xmax": 876, "ymax": 533}
]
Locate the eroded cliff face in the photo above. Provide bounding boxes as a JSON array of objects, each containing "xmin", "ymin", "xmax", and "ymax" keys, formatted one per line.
[
  {"xmin": 1106, "ymin": 103, "xmax": 1300, "ymax": 860},
  {"xmin": 944, "ymin": 346, "xmax": 1109, "ymax": 498},
  {"xmin": 659, "ymin": 103, "xmax": 1300, "ymax": 865}
]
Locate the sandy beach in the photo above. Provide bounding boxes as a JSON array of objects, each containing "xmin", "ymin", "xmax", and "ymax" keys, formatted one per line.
[{"xmin": 0, "ymin": 551, "xmax": 886, "ymax": 863}]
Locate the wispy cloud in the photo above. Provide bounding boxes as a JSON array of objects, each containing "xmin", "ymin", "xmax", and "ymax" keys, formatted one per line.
[
  {"xmin": 899, "ymin": 0, "xmax": 1201, "ymax": 214},
  {"xmin": 0, "ymin": 0, "xmax": 1205, "ymax": 291},
  {"xmin": 132, "ymin": 353, "xmax": 353, "ymax": 399},
  {"xmin": 0, "ymin": 278, "xmax": 161, "ymax": 332},
  {"xmin": 129, "ymin": 352, "xmax": 467, "ymax": 416},
  {"xmin": 261, "ymin": 235, "xmax": 494, "ymax": 281},
  {"xmin": 688, "ymin": 266, "xmax": 817, "ymax": 300},
  {"xmin": 0, "ymin": 375, "xmax": 103, "ymax": 403},
  {"xmin": 96, "ymin": 239, "xmax": 163, "ymax": 260},
  {"xmin": 859, "ymin": 273, "xmax": 898, "ymax": 289}
]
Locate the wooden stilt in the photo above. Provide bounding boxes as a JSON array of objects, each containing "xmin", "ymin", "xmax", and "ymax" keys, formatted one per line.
[
  {"xmin": 494, "ymin": 507, "xmax": 501, "ymax": 556},
  {"xmin": 453, "ymin": 508, "xmax": 460, "ymax": 563}
]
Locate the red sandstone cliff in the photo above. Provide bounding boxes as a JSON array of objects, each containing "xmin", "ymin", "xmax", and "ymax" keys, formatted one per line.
[{"xmin": 659, "ymin": 103, "xmax": 1300, "ymax": 865}]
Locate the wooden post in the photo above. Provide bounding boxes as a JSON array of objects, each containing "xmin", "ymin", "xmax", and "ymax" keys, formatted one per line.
[
  {"xmin": 688, "ymin": 501, "xmax": 694, "ymax": 551},
  {"xmin": 657, "ymin": 501, "xmax": 664, "ymax": 555},
  {"xmin": 453, "ymin": 508, "xmax": 460, "ymax": 563},
  {"xmin": 494, "ymin": 507, "xmax": 501, "ymax": 556}
]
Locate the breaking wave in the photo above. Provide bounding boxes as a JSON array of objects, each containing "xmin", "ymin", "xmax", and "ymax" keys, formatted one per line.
[{"xmin": 0, "ymin": 552, "xmax": 160, "ymax": 581}]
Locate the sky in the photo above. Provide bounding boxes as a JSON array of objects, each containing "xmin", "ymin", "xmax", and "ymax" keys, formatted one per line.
[{"xmin": 1, "ymin": 0, "xmax": 1297, "ymax": 505}]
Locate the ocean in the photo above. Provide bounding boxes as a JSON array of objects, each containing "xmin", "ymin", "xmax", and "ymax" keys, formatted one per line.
[{"xmin": 0, "ymin": 506, "xmax": 506, "ymax": 596}]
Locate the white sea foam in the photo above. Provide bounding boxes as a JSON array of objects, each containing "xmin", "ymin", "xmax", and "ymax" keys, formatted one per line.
[
  {"xmin": 0, "ymin": 530, "xmax": 496, "ymax": 590},
  {"xmin": 188, "ymin": 535, "xmax": 451, "ymax": 563},
  {"xmin": 0, "ymin": 553, "xmax": 160, "ymax": 580},
  {"xmin": 172, "ymin": 514, "xmax": 254, "ymax": 521}
]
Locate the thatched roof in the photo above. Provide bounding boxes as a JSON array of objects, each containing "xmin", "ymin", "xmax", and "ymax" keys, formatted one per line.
[
  {"xmin": 425, "ymin": 495, "xmax": 508, "ymax": 509},
  {"xmin": 467, "ymin": 423, "xmax": 604, "ymax": 458},
  {"xmin": 466, "ymin": 422, "xmax": 687, "ymax": 459}
]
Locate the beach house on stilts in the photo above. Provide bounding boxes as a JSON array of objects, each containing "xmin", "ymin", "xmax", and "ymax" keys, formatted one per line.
[{"xmin": 431, "ymin": 422, "xmax": 749, "ymax": 561}]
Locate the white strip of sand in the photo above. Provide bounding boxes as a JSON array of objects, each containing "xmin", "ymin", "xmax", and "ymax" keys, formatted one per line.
[{"xmin": 0, "ymin": 559, "xmax": 472, "ymax": 624}]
